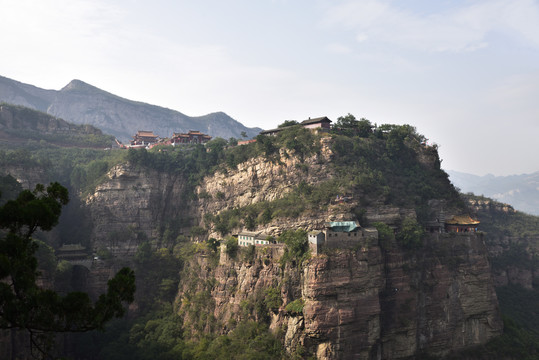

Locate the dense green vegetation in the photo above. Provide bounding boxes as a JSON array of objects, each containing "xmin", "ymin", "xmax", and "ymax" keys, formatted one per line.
[
  {"xmin": 0, "ymin": 147, "xmax": 126, "ymax": 194},
  {"xmin": 189, "ymin": 118, "xmax": 461, "ymax": 240},
  {"xmin": 0, "ymin": 183, "xmax": 135, "ymax": 358},
  {"xmin": 5, "ymin": 109, "xmax": 536, "ymax": 359},
  {"xmin": 278, "ymin": 229, "xmax": 310, "ymax": 266},
  {"xmin": 65, "ymin": 238, "xmax": 286, "ymax": 360},
  {"xmin": 330, "ymin": 116, "xmax": 463, "ymax": 221}
]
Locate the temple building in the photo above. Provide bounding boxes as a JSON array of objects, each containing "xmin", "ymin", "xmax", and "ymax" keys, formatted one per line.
[
  {"xmin": 56, "ymin": 244, "xmax": 88, "ymax": 261},
  {"xmin": 171, "ymin": 130, "xmax": 212, "ymax": 144},
  {"xmin": 445, "ymin": 215, "xmax": 480, "ymax": 233},
  {"xmin": 131, "ymin": 130, "xmax": 159, "ymax": 146}
]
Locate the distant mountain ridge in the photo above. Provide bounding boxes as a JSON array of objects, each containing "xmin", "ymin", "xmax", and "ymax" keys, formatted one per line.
[
  {"xmin": 0, "ymin": 75, "xmax": 261, "ymax": 141},
  {"xmin": 448, "ymin": 169, "xmax": 539, "ymax": 215},
  {"xmin": 0, "ymin": 103, "xmax": 113, "ymax": 148}
]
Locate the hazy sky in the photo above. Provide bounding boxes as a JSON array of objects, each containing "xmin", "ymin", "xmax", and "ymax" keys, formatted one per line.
[{"xmin": 1, "ymin": 0, "xmax": 539, "ymax": 176}]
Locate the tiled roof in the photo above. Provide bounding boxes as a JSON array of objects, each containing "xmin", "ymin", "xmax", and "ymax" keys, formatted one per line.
[
  {"xmin": 137, "ymin": 131, "xmax": 157, "ymax": 137},
  {"xmin": 327, "ymin": 221, "xmax": 360, "ymax": 232},
  {"xmin": 445, "ymin": 215, "xmax": 480, "ymax": 225},
  {"xmin": 300, "ymin": 117, "xmax": 332, "ymax": 125},
  {"xmin": 238, "ymin": 231, "xmax": 269, "ymax": 240}
]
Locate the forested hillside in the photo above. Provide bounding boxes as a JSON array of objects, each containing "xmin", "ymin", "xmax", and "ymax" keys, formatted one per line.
[{"xmin": 0, "ymin": 113, "xmax": 537, "ymax": 359}]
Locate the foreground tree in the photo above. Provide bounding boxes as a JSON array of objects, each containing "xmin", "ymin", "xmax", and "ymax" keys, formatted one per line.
[{"xmin": 0, "ymin": 182, "xmax": 135, "ymax": 357}]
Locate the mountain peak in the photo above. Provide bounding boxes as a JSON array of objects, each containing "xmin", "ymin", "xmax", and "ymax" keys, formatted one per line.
[
  {"xmin": 0, "ymin": 74, "xmax": 262, "ymax": 141},
  {"xmin": 61, "ymin": 79, "xmax": 100, "ymax": 93}
]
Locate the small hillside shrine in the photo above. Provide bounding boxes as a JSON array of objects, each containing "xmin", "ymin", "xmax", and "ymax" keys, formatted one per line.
[
  {"xmin": 445, "ymin": 215, "xmax": 480, "ymax": 233},
  {"xmin": 131, "ymin": 130, "xmax": 159, "ymax": 146},
  {"xmin": 325, "ymin": 221, "xmax": 361, "ymax": 241}
]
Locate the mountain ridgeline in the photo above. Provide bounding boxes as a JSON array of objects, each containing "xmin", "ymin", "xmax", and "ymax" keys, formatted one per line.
[
  {"xmin": 0, "ymin": 103, "xmax": 113, "ymax": 149},
  {"xmin": 449, "ymin": 170, "xmax": 539, "ymax": 216},
  {"xmin": 1, "ymin": 111, "xmax": 537, "ymax": 359},
  {"xmin": 0, "ymin": 75, "xmax": 261, "ymax": 141}
]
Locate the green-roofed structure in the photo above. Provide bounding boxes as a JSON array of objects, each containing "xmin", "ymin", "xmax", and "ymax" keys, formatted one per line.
[
  {"xmin": 327, "ymin": 221, "xmax": 360, "ymax": 233},
  {"xmin": 308, "ymin": 220, "xmax": 378, "ymax": 254}
]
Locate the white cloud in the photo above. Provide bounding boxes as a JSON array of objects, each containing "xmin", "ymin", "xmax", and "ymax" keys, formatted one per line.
[
  {"xmin": 356, "ymin": 33, "xmax": 368, "ymax": 43},
  {"xmin": 322, "ymin": 0, "xmax": 539, "ymax": 53},
  {"xmin": 326, "ymin": 43, "xmax": 353, "ymax": 54},
  {"xmin": 484, "ymin": 72, "xmax": 539, "ymax": 114},
  {"xmin": 0, "ymin": 0, "xmax": 125, "ymax": 87}
]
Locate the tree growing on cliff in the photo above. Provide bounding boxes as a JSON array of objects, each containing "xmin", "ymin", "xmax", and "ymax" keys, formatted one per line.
[
  {"xmin": 0, "ymin": 182, "xmax": 135, "ymax": 357},
  {"xmin": 396, "ymin": 217, "xmax": 424, "ymax": 249}
]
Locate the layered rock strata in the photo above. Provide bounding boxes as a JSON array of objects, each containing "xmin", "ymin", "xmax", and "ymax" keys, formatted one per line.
[{"xmin": 179, "ymin": 232, "xmax": 502, "ymax": 359}]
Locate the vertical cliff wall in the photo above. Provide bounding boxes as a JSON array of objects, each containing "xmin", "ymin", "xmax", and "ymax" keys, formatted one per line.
[
  {"xmin": 178, "ymin": 231, "xmax": 502, "ymax": 359},
  {"xmin": 84, "ymin": 162, "xmax": 187, "ymax": 253}
]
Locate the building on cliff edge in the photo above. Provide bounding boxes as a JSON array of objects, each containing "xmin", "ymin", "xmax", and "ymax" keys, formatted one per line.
[
  {"xmin": 308, "ymin": 221, "xmax": 378, "ymax": 255},
  {"xmin": 238, "ymin": 231, "xmax": 273, "ymax": 246},
  {"xmin": 426, "ymin": 200, "xmax": 480, "ymax": 233},
  {"xmin": 130, "ymin": 130, "xmax": 159, "ymax": 147},
  {"xmin": 260, "ymin": 116, "xmax": 332, "ymax": 136},
  {"xmin": 171, "ymin": 130, "xmax": 212, "ymax": 145}
]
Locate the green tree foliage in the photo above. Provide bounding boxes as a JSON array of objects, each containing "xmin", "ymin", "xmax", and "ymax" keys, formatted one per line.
[
  {"xmin": 255, "ymin": 134, "xmax": 279, "ymax": 160},
  {"xmin": 333, "ymin": 113, "xmax": 374, "ymax": 137},
  {"xmin": 225, "ymin": 237, "xmax": 239, "ymax": 258},
  {"xmin": 206, "ymin": 237, "xmax": 219, "ymax": 252},
  {"xmin": 396, "ymin": 217, "xmax": 424, "ymax": 249},
  {"xmin": 0, "ymin": 183, "xmax": 135, "ymax": 356},
  {"xmin": 329, "ymin": 120, "xmax": 461, "ymax": 220},
  {"xmin": 0, "ymin": 174, "xmax": 22, "ymax": 204},
  {"xmin": 278, "ymin": 120, "xmax": 300, "ymax": 128},
  {"xmin": 285, "ymin": 298, "xmax": 304, "ymax": 315},
  {"xmin": 264, "ymin": 287, "xmax": 282, "ymax": 313},
  {"xmin": 279, "ymin": 229, "xmax": 309, "ymax": 266},
  {"xmin": 134, "ymin": 242, "xmax": 181, "ymax": 310},
  {"xmin": 373, "ymin": 222, "xmax": 394, "ymax": 250},
  {"xmin": 277, "ymin": 125, "xmax": 320, "ymax": 161}
]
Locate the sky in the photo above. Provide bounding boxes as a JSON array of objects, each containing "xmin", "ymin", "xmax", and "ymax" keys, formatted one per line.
[{"xmin": 1, "ymin": 0, "xmax": 539, "ymax": 176}]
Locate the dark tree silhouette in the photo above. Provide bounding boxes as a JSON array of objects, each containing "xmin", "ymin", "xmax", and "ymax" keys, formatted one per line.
[{"xmin": 0, "ymin": 182, "xmax": 135, "ymax": 358}]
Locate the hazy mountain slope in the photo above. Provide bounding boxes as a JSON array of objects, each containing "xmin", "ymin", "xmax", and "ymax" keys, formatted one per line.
[
  {"xmin": 0, "ymin": 75, "xmax": 56, "ymax": 111},
  {"xmin": 0, "ymin": 75, "xmax": 262, "ymax": 141},
  {"xmin": 448, "ymin": 169, "xmax": 539, "ymax": 215},
  {"xmin": 0, "ymin": 103, "xmax": 113, "ymax": 148}
]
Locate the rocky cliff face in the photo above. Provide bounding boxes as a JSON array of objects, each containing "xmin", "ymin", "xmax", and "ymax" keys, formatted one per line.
[
  {"xmin": 74, "ymin": 145, "xmax": 503, "ymax": 358},
  {"xmin": 178, "ymin": 231, "xmax": 502, "ymax": 359},
  {"xmin": 1, "ymin": 164, "xmax": 48, "ymax": 190},
  {"xmin": 466, "ymin": 197, "xmax": 539, "ymax": 290},
  {"xmin": 196, "ymin": 140, "xmax": 342, "ymax": 236},
  {"xmin": 84, "ymin": 162, "xmax": 187, "ymax": 252}
]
